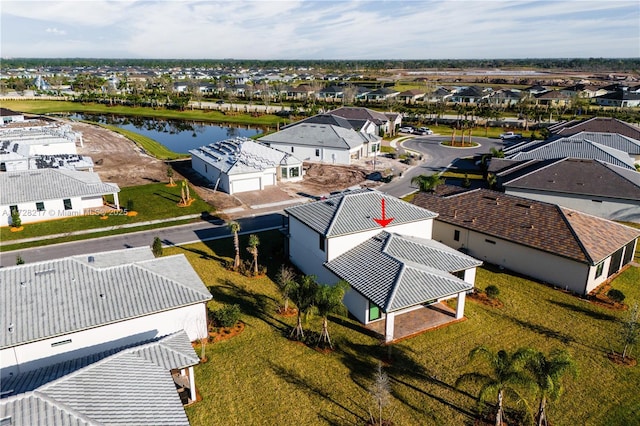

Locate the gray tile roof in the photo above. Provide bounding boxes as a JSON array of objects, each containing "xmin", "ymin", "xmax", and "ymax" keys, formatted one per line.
[
  {"xmin": 550, "ymin": 117, "xmax": 640, "ymax": 140},
  {"xmin": 325, "ymin": 232, "xmax": 478, "ymax": 312},
  {"xmin": 1, "ymin": 332, "xmax": 197, "ymax": 426},
  {"xmin": 568, "ymin": 132, "xmax": 640, "ymax": 155},
  {"xmin": 189, "ymin": 137, "xmax": 301, "ymax": 176},
  {"xmin": 1, "ymin": 248, "xmax": 211, "ymax": 349},
  {"xmin": 507, "ymin": 137, "xmax": 636, "ymax": 170},
  {"xmin": 503, "ymin": 158, "xmax": 640, "ymax": 201},
  {"xmin": 0, "ymin": 169, "xmax": 120, "ymax": 205},
  {"xmin": 259, "ymin": 120, "xmax": 371, "ymax": 150},
  {"xmin": 327, "ymin": 107, "xmax": 390, "ymax": 125},
  {"xmin": 285, "ymin": 189, "xmax": 438, "ymax": 237}
]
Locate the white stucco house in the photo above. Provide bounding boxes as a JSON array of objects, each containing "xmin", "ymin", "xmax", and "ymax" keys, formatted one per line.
[
  {"xmin": 1, "ymin": 331, "xmax": 201, "ymax": 425},
  {"xmin": 413, "ymin": 187, "xmax": 640, "ymax": 296},
  {"xmin": 190, "ymin": 137, "xmax": 303, "ymax": 195},
  {"xmin": 0, "ymin": 108, "xmax": 25, "ymax": 126},
  {"xmin": 0, "ymin": 169, "xmax": 120, "ymax": 226},
  {"xmin": 285, "ymin": 189, "xmax": 482, "ymax": 342},
  {"xmin": 1, "ymin": 246, "xmax": 212, "ymax": 380},
  {"xmin": 258, "ymin": 114, "xmax": 381, "ymax": 166}
]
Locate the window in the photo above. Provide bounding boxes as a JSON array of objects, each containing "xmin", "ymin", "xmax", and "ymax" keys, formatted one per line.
[
  {"xmin": 281, "ymin": 168, "xmax": 288, "ymax": 179},
  {"xmin": 291, "ymin": 147, "xmax": 294, "ymax": 153},
  {"xmin": 63, "ymin": 199, "xmax": 72, "ymax": 210},
  {"xmin": 485, "ymin": 239, "xmax": 496, "ymax": 245},
  {"xmin": 36, "ymin": 202, "xmax": 45, "ymax": 211},
  {"xmin": 315, "ymin": 148, "xmax": 320, "ymax": 157},
  {"xmin": 595, "ymin": 262, "xmax": 604, "ymax": 278},
  {"xmin": 454, "ymin": 230, "xmax": 460, "ymax": 241},
  {"xmin": 289, "ymin": 167, "xmax": 299, "ymax": 178},
  {"xmin": 9, "ymin": 205, "xmax": 18, "ymax": 215},
  {"xmin": 319, "ymin": 234, "xmax": 325, "ymax": 252},
  {"xmin": 369, "ymin": 301, "xmax": 381, "ymax": 321}
]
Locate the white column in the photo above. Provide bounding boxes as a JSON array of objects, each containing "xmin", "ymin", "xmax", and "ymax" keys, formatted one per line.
[
  {"xmin": 456, "ymin": 291, "xmax": 466, "ymax": 320},
  {"xmin": 384, "ymin": 312, "xmax": 395, "ymax": 343},
  {"xmin": 188, "ymin": 366, "xmax": 196, "ymax": 402},
  {"xmin": 113, "ymin": 192, "xmax": 120, "ymax": 210}
]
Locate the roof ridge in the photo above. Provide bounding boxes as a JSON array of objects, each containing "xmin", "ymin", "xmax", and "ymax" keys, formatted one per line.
[
  {"xmin": 556, "ymin": 206, "xmax": 593, "ymax": 264},
  {"xmin": 133, "ymin": 257, "xmax": 211, "ymax": 300},
  {"xmin": 31, "ymin": 390, "xmax": 99, "ymax": 425},
  {"xmin": 325, "ymin": 194, "xmax": 347, "ymax": 236},
  {"xmin": 501, "ymin": 158, "xmax": 565, "ymax": 185},
  {"xmin": 384, "ymin": 263, "xmax": 406, "ymax": 312}
]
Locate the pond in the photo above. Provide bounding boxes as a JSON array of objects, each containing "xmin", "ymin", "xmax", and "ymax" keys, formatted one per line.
[{"xmin": 69, "ymin": 113, "xmax": 264, "ymax": 154}]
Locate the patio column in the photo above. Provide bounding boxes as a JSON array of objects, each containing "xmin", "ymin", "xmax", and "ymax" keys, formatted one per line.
[
  {"xmin": 113, "ymin": 192, "xmax": 120, "ymax": 210},
  {"xmin": 455, "ymin": 291, "xmax": 466, "ymax": 320},
  {"xmin": 384, "ymin": 312, "xmax": 395, "ymax": 343},
  {"xmin": 188, "ymin": 366, "xmax": 196, "ymax": 402}
]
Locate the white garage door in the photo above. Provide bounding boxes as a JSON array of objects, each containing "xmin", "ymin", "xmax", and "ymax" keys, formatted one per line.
[{"xmin": 230, "ymin": 177, "xmax": 260, "ymax": 194}]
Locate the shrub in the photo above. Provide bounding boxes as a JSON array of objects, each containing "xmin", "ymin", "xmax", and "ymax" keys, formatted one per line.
[
  {"xmin": 211, "ymin": 304, "xmax": 241, "ymax": 328},
  {"xmin": 151, "ymin": 236, "xmax": 163, "ymax": 257},
  {"xmin": 16, "ymin": 255, "xmax": 25, "ymax": 265},
  {"xmin": 11, "ymin": 210, "xmax": 21, "ymax": 228},
  {"xmin": 485, "ymin": 285, "xmax": 500, "ymax": 299},
  {"xmin": 607, "ymin": 289, "xmax": 626, "ymax": 304}
]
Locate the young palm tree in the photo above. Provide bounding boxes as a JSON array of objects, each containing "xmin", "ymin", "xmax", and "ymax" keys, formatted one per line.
[
  {"xmin": 290, "ymin": 275, "xmax": 319, "ymax": 341},
  {"xmin": 411, "ymin": 173, "xmax": 445, "ymax": 192},
  {"xmin": 166, "ymin": 165, "xmax": 175, "ymax": 186},
  {"xmin": 521, "ymin": 349, "xmax": 577, "ymax": 426},
  {"xmin": 314, "ymin": 280, "xmax": 349, "ymax": 349},
  {"xmin": 456, "ymin": 346, "xmax": 535, "ymax": 426},
  {"xmin": 246, "ymin": 234, "xmax": 260, "ymax": 275},
  {"xmin": 227, "ymin": 221, "xmax": 241, "ymax": 270},
  {"xmin": 275, "ymin": 265, "xmax": 297, "ymax": 313}
]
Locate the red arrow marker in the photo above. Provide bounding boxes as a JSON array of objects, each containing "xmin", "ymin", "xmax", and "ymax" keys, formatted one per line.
[{"xmin": 373, "ymin": 198, "xmax": 395, "ymax": 227}]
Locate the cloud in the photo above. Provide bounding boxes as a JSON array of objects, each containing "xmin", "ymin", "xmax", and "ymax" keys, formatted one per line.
[
  {"xmin": 1, "ymin": 0, "xmax": 638, "ymax": 58},
  {"xmin": 45, "ymin": 27, "xmax": 67, "ymax": 36}
]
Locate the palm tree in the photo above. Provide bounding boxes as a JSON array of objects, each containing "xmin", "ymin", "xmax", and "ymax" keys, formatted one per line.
[
  {"xmin": 290, "ymin": 275, "xmax": 319, "ymax": 341},
  {"xmin": 166, "ymin": 165, "xmax": 175, "ymax": 186},
  {"xmin": 246, "ymin": 234, "xmax": 260, "ymax": 275},
  {"xmin": 490, "ymin": 147, "xmax": 505, "ymax": 158},
  {"xmin": 227, "ymin": 221, "xmax": 241, "ymax": 270},
  {"xmin": 521, "ymin": 349, "xmax": 577, "ymax": 426},
  {"xmin": 275, "ymin": 265, "xmax": 297, "ymax": 313},
  {"xmin": 315, "ymin": 281, "xmax": 349, "ymax": 349},
  {"xmin": 411, "ymin": 173, "xmax": 445, "ymax": 192},
  {"xmin": 456, "ymin": 346, "xmax": 535, "ymax": 426}
]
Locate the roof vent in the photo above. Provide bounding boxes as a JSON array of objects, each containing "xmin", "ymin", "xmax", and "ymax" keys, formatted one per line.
[
  {"xmin": 34, "ymin": 269, "xmax": 55, "ymax": 276},
  {"xmin": 88, "ymin": 256, "xmax": 95, "ymax": 263},
  {"xmin": 7, "ymin": 323, "xmax": 14, "ymax": 333},
  {"xmin": 99, "ymin": 293, "xmax": 105, "ymax": 298}
]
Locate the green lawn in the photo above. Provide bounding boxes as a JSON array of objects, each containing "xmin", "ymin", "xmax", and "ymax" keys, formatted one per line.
[
  {"xmin": 165, "ymin": 231, "xmax": 640, "ymax": 426},
  {"xmin": 1, "ymin": 182, "xmax": 212, "ymax": 246},
  {"xmin": 92, "ymin": 123, "xmax": 187, "ymax": 160},
  {"xmin": 1, "ymin": 100, "xmax": 288, "ymax": 127}
]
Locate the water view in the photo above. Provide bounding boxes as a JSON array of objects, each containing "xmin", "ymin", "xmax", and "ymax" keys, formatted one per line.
[{"xmin": 70, "ymin": 113, "xmax": 264, "ymax": 153}]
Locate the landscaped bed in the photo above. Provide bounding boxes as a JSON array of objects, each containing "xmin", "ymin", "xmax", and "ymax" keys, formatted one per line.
[{"xmin": 164, "ymin": 230, "xmax": 640, "ymax": 426}]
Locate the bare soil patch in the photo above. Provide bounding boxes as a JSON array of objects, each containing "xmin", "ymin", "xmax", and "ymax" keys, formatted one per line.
[
  {"xmin": 607, "ymin": 352, "xmax": 637, "ymax": 367},
  {"xmin": 468, "ymin": 292, "xmax": 504, "ymax": 308}
]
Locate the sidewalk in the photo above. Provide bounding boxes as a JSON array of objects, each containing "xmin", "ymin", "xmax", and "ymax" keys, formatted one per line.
[{"xmin": 2, "ymin": 214, "xmax": 202, "ymax": 246}]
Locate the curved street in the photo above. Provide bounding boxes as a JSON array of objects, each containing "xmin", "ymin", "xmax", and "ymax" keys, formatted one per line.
[{"xmin": 380, "ymin": 134, "xmax": 505, "ymax": 197}]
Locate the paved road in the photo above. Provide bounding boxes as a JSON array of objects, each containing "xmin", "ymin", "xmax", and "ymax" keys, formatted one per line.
[
  {"xmin": 0, "ymin": 213, "xmax": 286, "ymax": 267},
  {"xmin": 379, "ymin": 135, "xmax": 504, "ymax": 197}
]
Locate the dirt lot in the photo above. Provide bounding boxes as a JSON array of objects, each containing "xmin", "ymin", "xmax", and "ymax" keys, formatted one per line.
[{"xmin": 63, "ymin": 119, "xmax": 409, "ymax": 213}]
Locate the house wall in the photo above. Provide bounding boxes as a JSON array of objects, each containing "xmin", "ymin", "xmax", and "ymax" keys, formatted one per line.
[
  {"xmin": 504, "ymin": 188, "xmax": 640, "ymax": 224},
  {"xmin": 288, "ymin": 216, "xmax": 334, "ymax": 282},
  {"xmin": 264, "ymin": 142, "xmax": 352, "ymax": 165},
  {"xmin": 326, "ymin": 220, "xmax": 434, "ymax": 261},
  {"xmin": 432, "ymin": 222, "xmax": 592, "ymax": 294},
  {"xmin": 0, "ymin": 303, "xmax": 208, "ymax": 378},
  {"xmin": 1, "ymin": 196, "xmax": 88, "ymax": 226}
]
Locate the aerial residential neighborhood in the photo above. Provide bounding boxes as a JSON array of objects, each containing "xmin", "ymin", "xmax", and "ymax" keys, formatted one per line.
[{"xmin": 1, "ymin": 1, "xmax": 640, "ymax": 425}]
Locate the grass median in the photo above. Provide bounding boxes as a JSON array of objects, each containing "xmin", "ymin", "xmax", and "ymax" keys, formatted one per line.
[{"xmin": 168, "ymin": 231, "xmax": 640, "ymax": 426}]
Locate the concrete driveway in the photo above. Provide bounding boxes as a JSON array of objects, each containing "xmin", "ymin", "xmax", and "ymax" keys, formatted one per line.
[{"xmin": 379, "ymin": 134, "xmax": 505, "ymax": 198}]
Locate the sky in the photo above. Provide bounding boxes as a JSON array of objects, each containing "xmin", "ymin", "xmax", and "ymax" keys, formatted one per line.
[{"xmin": 1, "ymin": 0, "xmax": 639, "ymax": 60}]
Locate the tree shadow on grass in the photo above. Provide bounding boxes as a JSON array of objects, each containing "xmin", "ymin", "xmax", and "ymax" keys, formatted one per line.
[
  {"xmin": 153, "ymin": 190, "xmax": 181, "ymax": 203},
  {"xmin": 267, "ymin": 361, "xmax": 367, "ymax": 426},
  {"xmin": 501, "ymin": 313, "xmax": 575, "ymax": 345},
  {"xmin": 548, "ymin": 300, "xmax": 617, "ymax": 322},
  {"xmin": 172, "ymin": 244, "xmax": 227, "ymax": 264},
  {"xmin": 209, "ymin": 278, "xmax": 290, "ymax": 334}
]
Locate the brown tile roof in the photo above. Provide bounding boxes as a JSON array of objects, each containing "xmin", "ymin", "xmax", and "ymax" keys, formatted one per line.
[
  {"xmin": 413, "ymin": 187, "xmax": 640, "ymax": 264},
  {"xmin": 553, "ymin": 117, "xmax": 640, "ymax": 140}
]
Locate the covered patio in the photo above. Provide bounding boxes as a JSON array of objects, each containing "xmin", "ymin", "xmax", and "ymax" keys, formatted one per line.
[{"xmin": 365, "ymin": 302, "xmax": 465, "ymax": 343}]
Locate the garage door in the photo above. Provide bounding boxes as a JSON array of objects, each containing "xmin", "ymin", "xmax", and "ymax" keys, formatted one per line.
[{"xmin": 230, "ymin": 177, "xmax": 260, "ymax": 194}]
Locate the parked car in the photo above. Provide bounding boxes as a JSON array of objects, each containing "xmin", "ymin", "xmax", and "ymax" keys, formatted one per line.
[
  {"xmin": 399, "ymin": 126, "xmax": 414, "ymax": 133},
  {"xmin": 216, "ymin": 100, "xmax": 225, "ymax": 104},
  {"xmin": 419, "ymin": 127, "xmax": 434, "ymax": 135},
  {"xmin": 499, "ymin": 131, "xmax": 523, "ymax": 140}
]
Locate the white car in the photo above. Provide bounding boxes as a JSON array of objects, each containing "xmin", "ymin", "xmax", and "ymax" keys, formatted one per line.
[
  {"xmin": 419, "ymin": 127, "xmax": 434, "ymax": 135},
  {"xmin": 399, "ymin": 126, "xmax": 414, "ymax": 133}
]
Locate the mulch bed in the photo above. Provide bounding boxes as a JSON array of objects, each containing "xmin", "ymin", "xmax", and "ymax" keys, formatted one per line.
[
  {"xmin": 208, "ymin": 321, "xmax": 245, "ymax": 343},
  {"xmin": 587, "ymin": 281, "xmax": 627, "ymax": 311},
  {"xmin": 607, "ymin": 352, "xmax": 637, "ymax": 367}
]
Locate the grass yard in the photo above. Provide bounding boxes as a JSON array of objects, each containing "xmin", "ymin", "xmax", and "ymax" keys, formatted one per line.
[
  {"xmin": 1, "ymin": 100, "xmax": 287, "ymax": 127},
  {"xmin": 165, "ymin": 231, "xmax": 640, "ymax": 426},
  {"xmin": 0, "ymin": 182, "xmax": 212, "ymax": 246},
  {"xmin": 93, "ymin": 123, "xmax": 188, "ymax": 160}
]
